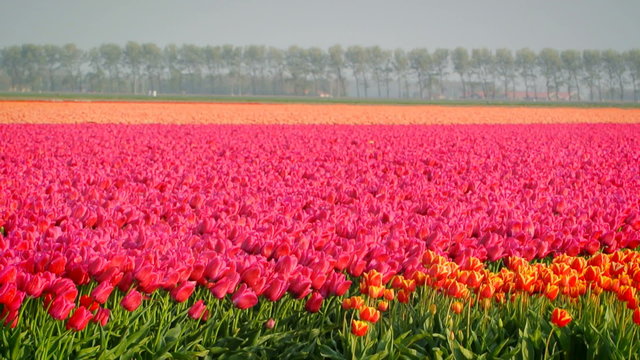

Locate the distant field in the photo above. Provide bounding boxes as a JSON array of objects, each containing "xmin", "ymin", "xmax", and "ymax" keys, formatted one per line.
[
  {"xmin": 1, "ymin": 100, "xmax": 639, "ymax": 125},
  {"xmin": 1, "ymin": 91, "xmax": 640, "ymax": 108}
]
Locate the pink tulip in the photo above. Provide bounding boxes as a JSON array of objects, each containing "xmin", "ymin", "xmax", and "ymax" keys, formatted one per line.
[
  {"xmin": 90, "ymin": 281, "xmax": 114, "ymax": 304},
  {"xmin": 48, "ymin": 295, "xmax": 75, "ymax": 320},
  {"xmin": 231, "ymin": 284, "xmax": 258, "ymax": 310},
  {"xmin": 121, "ymin": 289, "xmax": 142, "ymax": 312},
  {"xmin": 188, "ymin": 300, "xmax": 208, "ymax": 321}
]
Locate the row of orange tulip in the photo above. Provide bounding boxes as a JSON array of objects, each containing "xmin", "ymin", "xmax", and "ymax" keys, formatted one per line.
[{"xmin": 345, "ymin": 249, "xmax": 640, "ymax": 336}]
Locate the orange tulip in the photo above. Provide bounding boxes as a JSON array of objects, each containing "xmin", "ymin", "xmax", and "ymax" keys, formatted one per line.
[
  {"xmin": 413, "ymin": 271, "xmax": 427, "ymax": 286},
  {"xmin": 544, "ymin": 285, "xmax": 560, "ymax": 301},
  {"xmin": 397, "ymin": 289, "xmax": 410, "ymax": 303},
  {"xmin": 359, "ymin": 306, "xmax": 380, "ymax": 323},
  {"xmin": 478, "ymin": 283, "xmax": 494, "ymax": 299},
  {"xmin": 377, "ymin": 301, "xmax": 389, "ymax": 312},
  {"xmin": 551, "ymin": 308, "xmax": 572, "ymax": 327},
  {"xmin": 351, "ymin": 319, "xmax": 368, "ymax": 336},
  {"xmin": 583, "ymin": 266, "xmax": 600, "ymax": 282},
  {"xmin": 451, "ymin": 301, "xmax": 464, "ymax": 314},
  {"xmin": 363, "ymin": 270, "xmax": 383, "ymax": 287},
  {"xmin": 368, "ymin": 285, "xmax": 384, "ymax": 299},
  {"xmin": 383, "ymin": 288, "xmax": 394, "ymax": 301},
  {"xmin": 342, "ymin": 296, "xmax": 365, "ymax": 310}
]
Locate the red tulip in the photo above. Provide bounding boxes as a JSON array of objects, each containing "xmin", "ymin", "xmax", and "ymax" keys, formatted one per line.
[
  {"xmin": 304, "ymin": 292, "xmax": 324, "ymax": 313},
  {"xmin": 633, "ymin": 308, "xmax": 640, "ymax": 326},
  {"xmin": 79, "ymin": 295, "xmax": 99, "ymax": 312},
  {"xmin": 5, "ymin": 290, "xmax": 24, "ymax": 312},
  {"xmin": 92, "ymin": 308, "xmax": 110, "ymax": 327},
  {"xmin": 0, "ymin": 266, "xmax": 17, "ymax": 284},
  {"xmin": 1, "ymin": 308, "xmax": 19, "ymax": 328},
  {"xmin": 0, "ymin": 282, "xmax": 17, "ymax": 304},
  {"xmin": 66, "ymin": 306, "xmax": 93, "ymax": 331}
]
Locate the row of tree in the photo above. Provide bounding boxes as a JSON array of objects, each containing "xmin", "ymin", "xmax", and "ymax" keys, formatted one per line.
[{"xmin": 1, "ymin": 42, "xmax": 639, "ymax": 101}]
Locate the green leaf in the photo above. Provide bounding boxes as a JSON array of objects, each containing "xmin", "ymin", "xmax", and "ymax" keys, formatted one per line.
[
  {"xmin": 318, "ymin": 344, "xmax": 345, "ymax": 360},
  {"xmin": 76, "ymin": 345, "xmax": 102, "ymax": 360},
  {"xmin": 455, "ymin": 341, "xmax": 476, "ymax": 360},
  {"xmin": 165, "ymin": 324, "xmax": 182, "ymax": 344}
]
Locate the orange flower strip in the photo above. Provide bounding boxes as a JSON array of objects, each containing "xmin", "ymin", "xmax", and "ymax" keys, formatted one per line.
[
  {"xmin": 350, "ymin": 249, "xmax": 640, "ymax": 328},
  {"xmin": 2, "ymin": 101, "xmax": 639, "ymax": 125}
]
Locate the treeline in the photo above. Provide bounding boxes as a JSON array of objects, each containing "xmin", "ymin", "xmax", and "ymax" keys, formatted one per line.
[{"xmin": 1, "ymin": 42, "xmax": 639, "ymax": 101}]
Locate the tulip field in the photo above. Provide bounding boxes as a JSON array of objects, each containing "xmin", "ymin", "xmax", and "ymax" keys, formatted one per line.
[{"xmin": 1, "ymin": 101, "xmax": 640, "ymax": 359}]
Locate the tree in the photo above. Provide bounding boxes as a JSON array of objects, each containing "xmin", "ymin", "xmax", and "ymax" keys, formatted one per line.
[
  {"xmin": 601, "ymin": 49, "xmax": 625, "ymax": 101},
  {"xmin": 123, "ymin": 41, "xmax": 143, "ymax": 94},
  {"xmin": 560, "ymin": 49, "xmax": 582, "ymax": 100},
  {"xmin": 451, "ymin": 47, "xmax": 470, "ymax": 98},
  {"xmin": 408, "ymin": 48, "xmax": 431, "ymax": 99},
  {"xmin": 285, "ymin": 46, "xmax": 309, "ymax": 95},
  {"xmin": 306, "ymin": 47, "xmax": 327, "ymax": 96},
  {"xmin": 516, "ymin": 48, "xmax": 538, "ymax": 99},
  {"xmin": 367, "ymin": 46, "xmax": 391, "ymax": 98},
  {"xmin": 180, "ymin": 44, "xmax": 204, "ymax": 93},
  {"xmin": 221, "ymin": 44, "xmax": 242, "ymax": 95},
  {"xmin": 471, "ymin": 48, "xmax": 495, "ymax": 99},
  {"xmin": 431, "ymin": 49, "xmax": 449, "ymax": 98},
  {"xmin": 266, "ymin": 47, "xmax": 285, "ymax": 95},
  {"xmin": 42, "ymin": 44, "xmax": 61, "ymax": 91},
  {"xmin": 244, "ymin": 45, "xmax": 267, "ymax": 95},
  {"xmin": 19, "ymin": 44, "xmax": 45, "ymax": 91},
  {"xmin": 494, "ymin": 48, "xmax": 514, "ymax": 99},
  {"xmin": 345, "ymin": 46, "xmax": 368, "ymax": 97},
  {"xmin": 0, "ymin": 46, "xmax": 25, "ymax": 90},
  {"xmin": 164, "ymin": 44, "xmax": 182, "ymax": 93},
  {"xmin": 625, "ymin": 49, "xmax": 640, "ymax": 102},
  {"xmin": 142, "ymin": 43, "xmax": 163, "ymax": 94},
  {"xmin": 582, "ymin": 50, "xmax": 602, "ymax": 101},
  {"xmin": 202, "ymin": 45, "xmax": 222, "ymax": 94},
  {"xmin": 86, "ymin": 47, "xmax": 105, "ymax": 92},
  {"xmin": 538, "ymin": 48, "xmax": 563, "ymax": 100},
  {"xmin": 328, "ymin": 45, "xmax": 347, "ymax": 97},
  {"xmin": 99, "ymin": 43, "xmax": 122, "ymax": 92},
  {"xmin": 392, "ymin": 49, "xmax": 409, "ymax": 98},
  {"xmin": 60, "ymin": 44, "xmax": 84, "ymax": 91}
]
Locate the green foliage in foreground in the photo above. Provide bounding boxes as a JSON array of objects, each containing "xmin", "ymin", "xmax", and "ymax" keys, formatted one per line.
[
  {"xmin": 1, "ymin": 92, "xmax": 640, "ymax": 109},
  {"xmin": 1, "ymin": 284, "xmax": 639, "ymax": 360}
]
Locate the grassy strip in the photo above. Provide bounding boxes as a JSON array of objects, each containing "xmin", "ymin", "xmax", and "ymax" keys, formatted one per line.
[{"xmin": 1, "ymin": 92, "xmax": 640, "ymax": 108}]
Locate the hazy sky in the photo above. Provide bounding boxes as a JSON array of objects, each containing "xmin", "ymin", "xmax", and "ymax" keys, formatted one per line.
[{"xmin": 1, "ymin": 0, "xmax": 638, "ymax": 50}]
